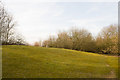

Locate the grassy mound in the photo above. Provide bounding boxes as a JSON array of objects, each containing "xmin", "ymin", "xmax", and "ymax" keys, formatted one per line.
[{"xmin": 2, "ymin": 45, "xmax": 118, "ymax": 78}]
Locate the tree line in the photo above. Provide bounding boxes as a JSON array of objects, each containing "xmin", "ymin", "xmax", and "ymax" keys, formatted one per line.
[
  {"xmin": 40, "ymin": 25, "xmax": 118, "ymax": 55},
  {"xmin": 0, "ymin": 1, "xmax": 25, "ymax": 45}
]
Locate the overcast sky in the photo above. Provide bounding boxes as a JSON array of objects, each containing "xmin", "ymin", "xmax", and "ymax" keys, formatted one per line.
[{"xmin": 3, "ymin": 0, "xmax": 118, "ymax": 44}]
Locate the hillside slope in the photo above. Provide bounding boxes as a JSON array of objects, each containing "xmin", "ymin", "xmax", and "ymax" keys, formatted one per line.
[{"xmin": 2, "ymin": 45, "xmax": 118, "ymax": 78}]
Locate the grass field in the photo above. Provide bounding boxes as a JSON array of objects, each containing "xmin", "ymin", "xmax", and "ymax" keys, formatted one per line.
[{"xmin": 2, "ymin": 45, "xmax": 118, "ymax": 78}]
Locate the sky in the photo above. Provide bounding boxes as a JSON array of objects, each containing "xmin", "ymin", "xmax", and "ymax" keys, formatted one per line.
[{"xmin": 2, "ymin": 0, "xmax": 118, "ymax": 44}]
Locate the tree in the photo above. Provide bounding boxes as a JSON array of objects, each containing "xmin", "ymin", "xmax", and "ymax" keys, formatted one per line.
[
  {"xmin": 39, "ymin": 40, "xmax": 42, "ymax": 47},
  {"xmin": 42, "ymin": 40, "xmax": 48, "ymax": 47},
  {"xmin": 96, "ymin": 25, "xmax": 118, "ymax": 54},
  {"xmin": 0, "ymin": 1, "xmax": 25, "ymax": 45},
  {"xmin": 42, "ymin": 25, "xmax": 118, "ymax": 55},
  {"xmin": 0, "ymin": 2, "xmax": 15, "ymax": 44},
  {"xmin": 69, "ymin": 28, "xmax": 95, "ymax": 52},
  {"xmin": 47, "ymin": 36, "xmax": 56, "ymax": 47},
  {"xmin": 56, "ymin": 31, "xmax": 73, "ymax": 49},
  {"xmin": 34, "ymin": 42, "xmax": 40, "ymax": 46}
]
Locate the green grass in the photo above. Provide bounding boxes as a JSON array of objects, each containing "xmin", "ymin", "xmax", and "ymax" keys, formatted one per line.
[{"xmin": 2, "ymin": 45, "xmax": 118, "ymax": 78}]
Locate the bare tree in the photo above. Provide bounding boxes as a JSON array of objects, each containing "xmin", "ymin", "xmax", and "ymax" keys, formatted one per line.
[
  {"xmin": 42, "ymin": 28, "xmax": 95, "ymax": 52},
  {"xmin": 56, "ymin": 31, "xmax": 73, "ymax": 49},
  {"xmin": 69, "ymin": 28, "xmax": 95, "ymax": 51},
  {"xmin": 47, "ymin": 36, "xmax": 56, "ymax": 47},
  {"xmin": 34, "ymin": 42, "xmax": 40, "ymax": 46},
  {"xmin": 42, "ymin": 40, "xmax": 49, "ymax": 47},
  {"xmin": 0, "ymin": 2, "xmax": 15, "ymax": 44},
  {"xmin": 96, "ymin": 25, "xmax": 118, "ymax": 54},
  {"xmin": 0, "ymin": 1, "xmax": 25, "ymax": 45}
]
